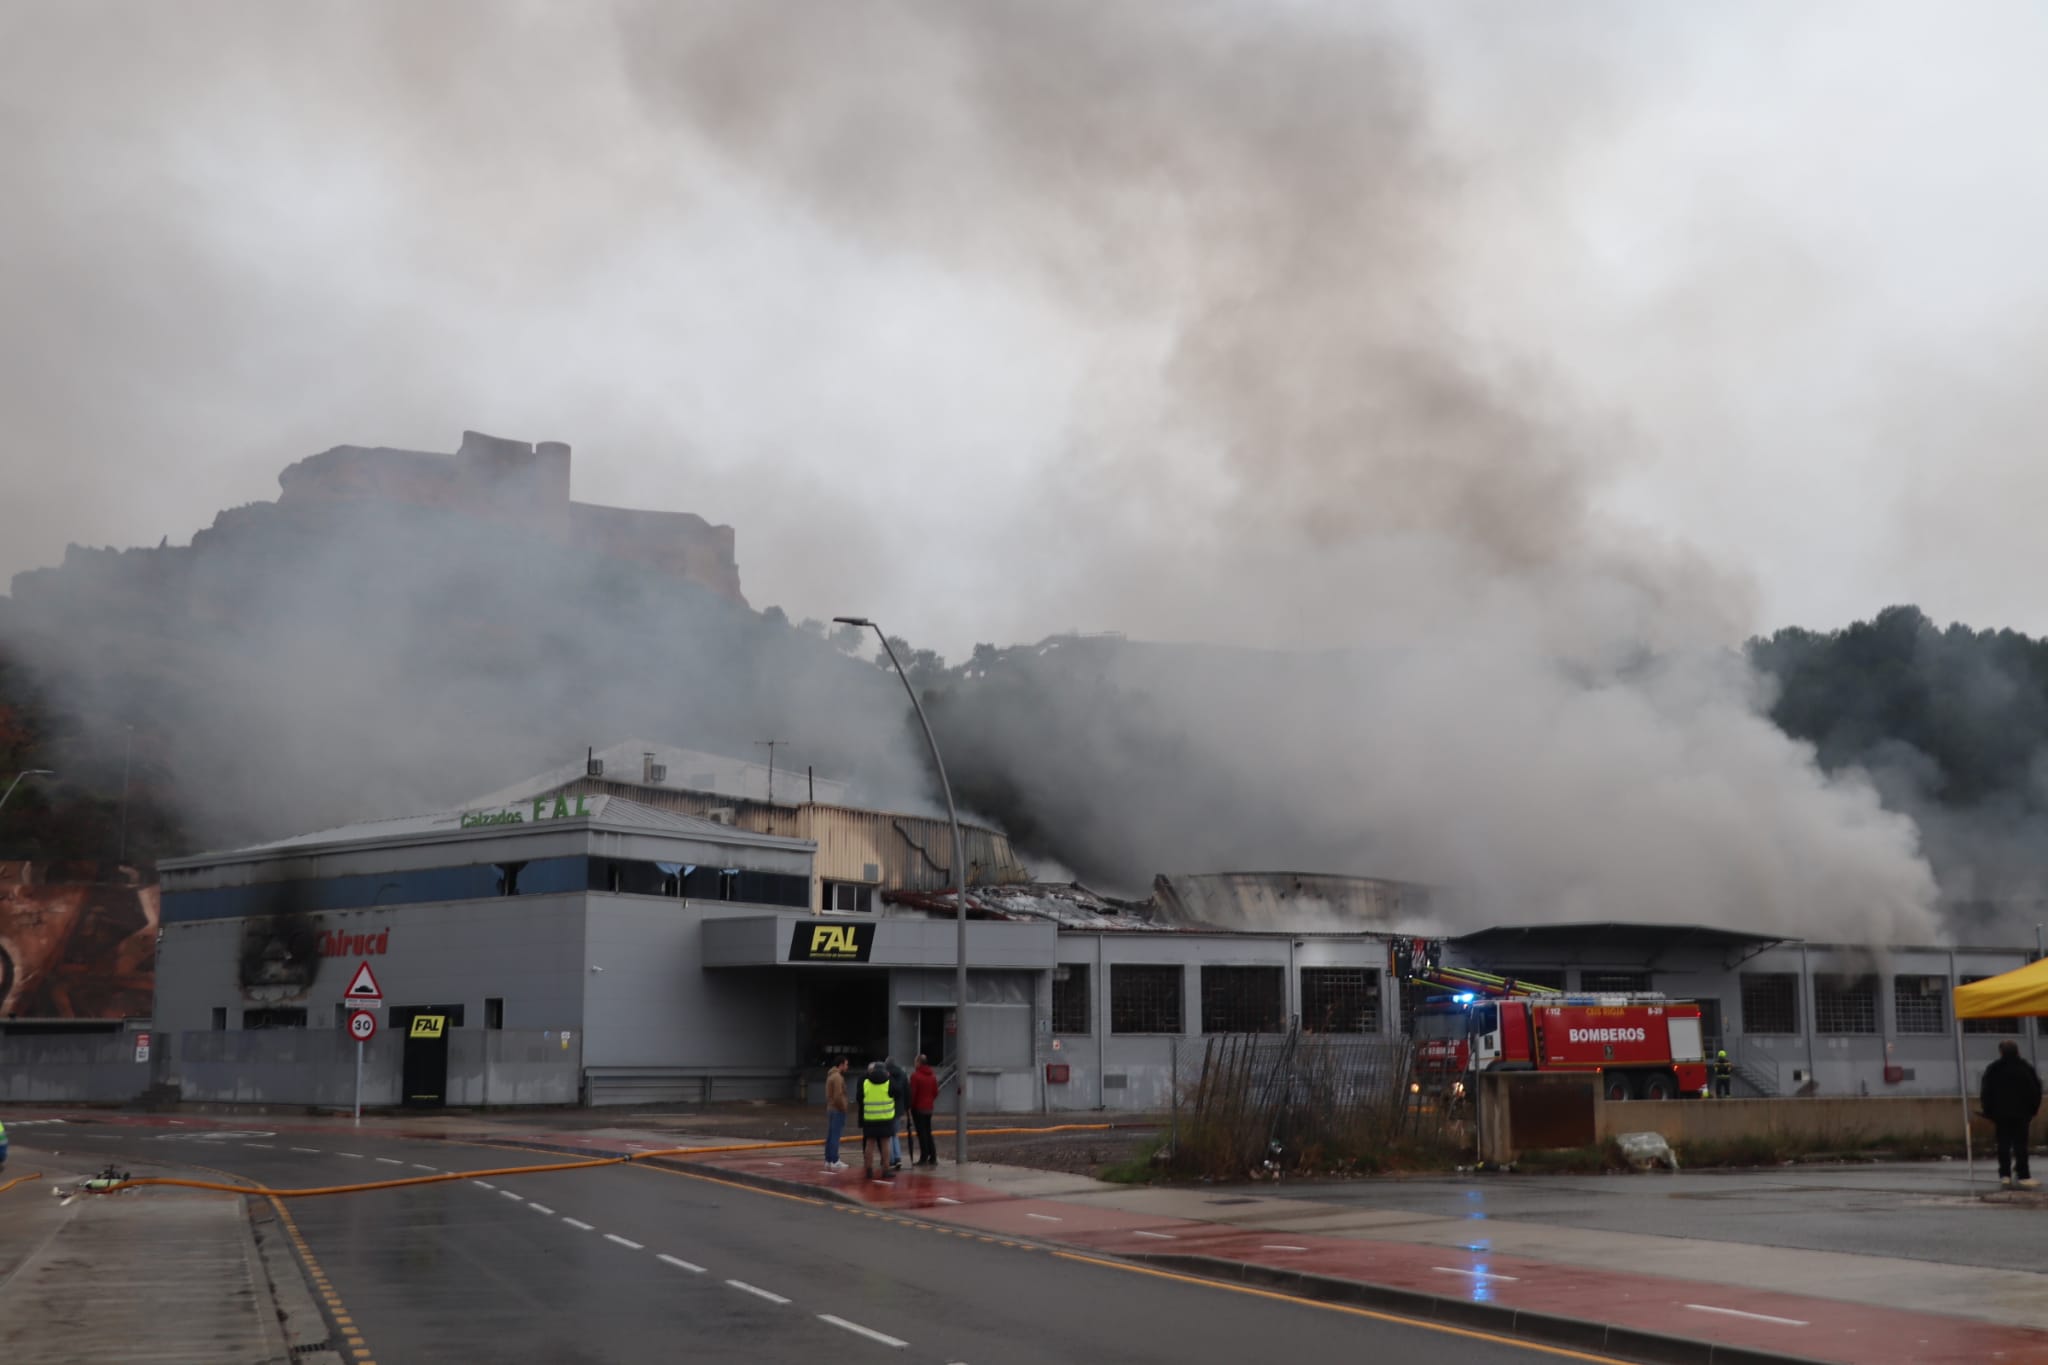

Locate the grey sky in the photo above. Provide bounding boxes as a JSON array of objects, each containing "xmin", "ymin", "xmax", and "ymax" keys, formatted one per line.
[{"xmin": 5, "ymin": 3, "xmax": 2046, "ymax": 660}]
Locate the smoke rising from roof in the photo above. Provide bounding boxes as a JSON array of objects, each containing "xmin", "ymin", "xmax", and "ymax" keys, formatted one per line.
[{"xmin": 10, "ymin": 3, "xmax": 2022, "ymax": 940}]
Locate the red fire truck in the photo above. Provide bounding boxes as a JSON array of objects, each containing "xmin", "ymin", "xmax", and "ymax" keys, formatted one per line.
[{"xmin": 1411, "ymin": 973, "xmax": 1710, "ymax": 1100}]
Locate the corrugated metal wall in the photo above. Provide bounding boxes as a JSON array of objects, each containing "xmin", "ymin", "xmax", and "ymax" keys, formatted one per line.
[{"xmin": 559, "ymin": 779, "xmax": 1029, "ymax": 902}]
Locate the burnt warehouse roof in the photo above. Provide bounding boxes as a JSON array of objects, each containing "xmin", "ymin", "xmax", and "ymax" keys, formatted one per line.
[{"xmin": 1449, "ymin": 921, "xmax": 1786, "ymax": 969}]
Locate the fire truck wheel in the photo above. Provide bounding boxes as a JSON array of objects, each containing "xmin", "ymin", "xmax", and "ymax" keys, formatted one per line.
[
  {"xmin": 1603, "ymin": 1073, "xmax": 1635, "ymax": 1102},
  {"xmin": 1639, "ymin": 1070, "xmax": 1679, "ymax": 1101}
]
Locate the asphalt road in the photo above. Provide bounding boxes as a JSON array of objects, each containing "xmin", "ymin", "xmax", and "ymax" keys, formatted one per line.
[
  {"xmin": 17, "ymin": 1123, "xmax": 1590, "ymax": 1365},
  {"xmin": 1275, "ymin": 1162, "xmax": 2037, "ymax": 1271}
]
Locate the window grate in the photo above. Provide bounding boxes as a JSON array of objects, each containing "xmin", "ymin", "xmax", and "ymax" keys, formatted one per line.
[
  {"xmin": 1301, "ymin": 968, "xmax": 1379, "ymax": 1033},
  {"xmin": 1962, "ymin": 977, "xmax": 2022, "ymax": 1034},
  {"xmin": 1110, "ymin": 965, "xmax": 1183, "ymax": 1034},
  {"xmin": 1813, "ymin": 974, "xmax": 1878, "ymax": 1034},
  {"xmin": 1199, "ymin": 967, "xmax": 1285, "ymax": 1034},
  {"xmin": 1051, "ymin": 964, "xmax": 1091, "ymax": 1035},
  {"xmin": 1581, "ymin": 971, "xmax": 1651, "ymax": 994},
  {"xmin": 1740, "ymin": 973, "xmax": 1800, "ymax": 1035},
  {"xmin": 1893, "ymin": 975, "xmax": 1947, "ymax": 1034}
]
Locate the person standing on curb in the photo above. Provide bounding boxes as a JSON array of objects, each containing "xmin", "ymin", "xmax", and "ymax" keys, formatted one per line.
[
  {"xmin": 1981, "ymin": 1039, "xmax": 2042, "ymax": 1189},
  {"xmin": 860, "ymin": 1060, "xmax": 898, "ymax": 1182},
  {"xmin": 822, "ymin": 1057, "xmax": 850, "ymax": 1172},
  {"xmin": 909, "ymin": 1054, "xmax": 940, "ymax": 1167},
  {"xmin": 885, "ymin": 1057, "xmax": 910, "ymax": 1172},
  {"xmin": 1713, "ymin": 1050, "xmax": 1733, "ymax": 1099}
]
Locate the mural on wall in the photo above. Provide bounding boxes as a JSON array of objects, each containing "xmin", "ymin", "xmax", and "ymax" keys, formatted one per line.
[{"xmin": 0, "ymin": 861, "xmax": 159, "ymax": 1019}]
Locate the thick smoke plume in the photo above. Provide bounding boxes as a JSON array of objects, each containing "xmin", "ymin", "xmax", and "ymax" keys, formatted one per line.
[{"xmin": 0, "ymin": 4, "xmax": 1976, "ymax": 940}]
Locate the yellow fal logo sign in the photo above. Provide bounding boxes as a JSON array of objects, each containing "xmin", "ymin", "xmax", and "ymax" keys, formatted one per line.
[
  {"xmin": 409, "ymin": 1015, "xmax": 446, "ymax": 1039},
  {"xmin": 787, "ymin": 920, "xmax": 876, "ymax": 963}
]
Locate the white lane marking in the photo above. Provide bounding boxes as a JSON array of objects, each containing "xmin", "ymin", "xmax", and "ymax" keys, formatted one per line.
[
  {"xmin": 562, "ymin": 1218, "xmax": 595, "ymax": 1231},
  {"xmin": 1132, "ymin": 1230, "xmax": 1177, "ymax": 1240},
  {"xmin": 764, "ymin": 1161, "xmax": 785, "ymax": 1167},
  {"xmin": 242, "ymin": 1143, "xmax": 276, "ymax": 1150},
  {"xmin": 411, "ymin": 1163, "xmax": 437, "ymax": 1171},
  {"xmin": 935, "ymin": 1196, "xmax": 961, "ymax": 1205},
  {"xmin": 290, "ymin": 1147, "xmax": 321, "ymax": 1154},
  {"xmin": 1432, "ymin": 1266, "xmax": 1520, "ymax": 1283},
  {"xmin": 658, "ymin": 1254, "xmax": 705, "ymax": 1274},
  {"xmin": 1262, "ymin": 1244, "xmax": 1309, "ymax": 1252},
  {"xmin": 818, "ymin": 1314, "xmax": 908, "ymax": 1348},
  {"xmin": 604, "ymin": 1233, "xmax": 645, "ymax": 1250},
  {"xmin": 528, "ymin": 1203, "xmax": 555, "ymax": 1215},
  {"xmin": 1685, "ymin": 1304, "xmax": 1810, "ymax": 1328},
  {"xmin": 499, "ymin": 1189, "xmax": 523, "ymax": 1201},
  {"xmin": 375, "ymin": 1157, "xmax": 405, "ymax": 1166},
  {"xmin": 335, "ymin": 1152, "xmax": 364, "ymax": 1159},
  {"xmin": 472, "ymin": 1180, "xmax": 496, "ymax": 1190},
  {"xmin": 726, "ymin": 1279, "xmax": 791, "ymax": 1305},
  {"xmin": 1025, "ymin": 1213, "xmax": 1061, "ymax": 1222}
]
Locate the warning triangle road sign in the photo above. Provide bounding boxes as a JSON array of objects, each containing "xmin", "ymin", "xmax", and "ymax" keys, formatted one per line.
[{"xmin": 343, "ymin": 961, "xmax": 384, "ymax": 1004}]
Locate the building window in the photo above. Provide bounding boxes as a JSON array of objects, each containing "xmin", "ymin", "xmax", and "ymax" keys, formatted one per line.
[
  {"xmin": 1813, "ymin": 975, "xmax": 1878, "ymax": 1034},
  {"xmin": 242, "ymin": 1007, "xmax": 308, "ymax": 1030},
  {"xmin": 1893, "ymin": 976, "xmax": 1947, "ymax": 1034},
  {"xmin": 1962, "ymin": 977, "xmax": 2022, "ymax": 1035},
  {"xmin": 1740, "ymin": 974, "xmax": 1800, "ymax": 1035},
  {"xmin": 1052, "ymin": 964, "xmax": 1091, "ymax": 1034},
  {"xmin": 822, "ymin": 881, "xmax": 875, "ymax": 913},
  {"xmin": 1200, "ymin": 966, "xmax": 1286, "ymax": 1034},
  {"xmin": 1301, "ymin": 968, "xmax": 1379, "ymax": 1033},
  {"xmin": 1581, "ymin": 971, "xmax": 1651, "ymax": 994},
  {"xmin": 210, "ymin": 1007, "xmax": 227, "ymax": 1031},
  {"xmin": 1498, "ymin": 968, "xmax": 1566, "ymax": 992},
  {"xmin": 1110, "ymin": 965, "xmax": 1184, "ymax": 1034},
  {"xmin": 484, "ymin": 997, "xmax": 504, "ymax": 1030}
]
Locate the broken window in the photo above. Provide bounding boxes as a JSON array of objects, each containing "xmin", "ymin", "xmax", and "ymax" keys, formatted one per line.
[
  {"xmin": 1813, "ymin": 974, "xmax": 1878, "ymax": 1034},
  {"xmin": 1110, "ymin": 965, "xmax": 1183, "ymax": 1034},
  {"xmin": 1200, "ymin": 966, "xmax": 1285, "ymax": 1034},
  {"xmin": 1740, "ymin": 973, "xmax": 1799, "ymax": 1035},
  {"xmin": 1893, "ymin": 975, "xmax": 1947, "ymax": 1034},
  {"xmin": 1052, "ymin": 964, "xmax": 1091, "ymax": 1034},
  {"xmin": 1300, "ymin": 967, "xmax": 1378, "ymax": 1033}
]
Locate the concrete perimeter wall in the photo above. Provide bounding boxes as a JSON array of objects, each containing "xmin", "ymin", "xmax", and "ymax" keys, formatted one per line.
[
  {"xmin": 1595, "ymin": 1095, "xmax": 1992, "ymax": 1146},
  {"xmin": 0, "ymin": 1034, "xmax": 152, "ymax": 1103},
  {"xmin": 168, "ymin": 1028, "xmax": 580, "ymax": 1108}
]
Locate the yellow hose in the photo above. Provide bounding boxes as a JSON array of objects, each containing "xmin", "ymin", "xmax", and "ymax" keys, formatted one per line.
[{"xmin": 0, "ymin": 1171, "xmax": 44, "ymax": 1197}]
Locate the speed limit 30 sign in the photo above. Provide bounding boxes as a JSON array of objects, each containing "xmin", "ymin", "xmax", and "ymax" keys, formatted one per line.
[{"xmin": 347, "ymin": 1010, "xmax": 378, "ymax": 1042}]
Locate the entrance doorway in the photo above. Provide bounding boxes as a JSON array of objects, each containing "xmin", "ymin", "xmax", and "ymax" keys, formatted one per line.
[
  {"xmin": 796, "ymin": 973, "xmax": 888, "ymax": 1069},
  {"xmin": 392, "ymin": 1004, "xmax": 463, "ymax": 1108},
  {"xmin": 1696, "ymin": 999, "xmax": 1725, "ymax": 1052},
  {"xmin": 914, "ymin": 1007, "xmax": 953, "ymax": 1068}
]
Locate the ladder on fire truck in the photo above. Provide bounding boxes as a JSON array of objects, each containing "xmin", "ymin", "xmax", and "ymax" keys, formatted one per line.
[{"xmin": 1408, "ymin": 964, "xmax": 1565, "ymax": 998}]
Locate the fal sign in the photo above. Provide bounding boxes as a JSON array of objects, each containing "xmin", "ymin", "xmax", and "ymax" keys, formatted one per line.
[
  {"xmin": 787, "ymin": 921, "xmax": 877, "ymax": 964},
  {"xmin": 461, "ymin": 794, "xmax": 593, "ymax": 829}
]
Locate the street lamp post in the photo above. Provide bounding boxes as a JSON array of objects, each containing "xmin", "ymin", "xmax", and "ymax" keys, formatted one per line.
[
  {"xmin": 836, "ymin": 617, "xmax": 971, "ymax": 1168},
  {"xmin": 0, "ymin": 769, "xmax": 54, "ymax": 814}
]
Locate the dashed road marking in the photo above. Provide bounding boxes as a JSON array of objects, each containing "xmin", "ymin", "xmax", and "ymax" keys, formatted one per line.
[
  {"xmin": 1432, "ymin": 1266, "xmax": 1519, "ymax": 1283},
  {"xmin": 472, "ymin": 1180, "xmax": 496, "ymax": 1190},
  {"xmin": 410, "ymin": 1163, "xmax": 437, "ymax": 1171},
  {"xmin": 375, "ymin": 1157, "xmax": 405, "ymax": 1166},
  {"xmin": 1025, "ymin": 1213, "xmax": 1061, "ymax": 1222},
  {"xmin": 726, "ymin": 1279, "xmax": 791, "ymax": 1305},
  {"xmin": 1684, "ymin": 1304, "xmax": 1810, "ymax": 1328},
  {"xmin": 1132, "ymin": 1230, "xmax": 1176, "ymax": 1240},
  {"xmin": 604, "ymin": 1233, "xmax": 644, "ymax": 1250},
  {"xmin": 1262, "ymin": 1244, "xmax": 1309, "ymax": 1252},
  {"xmin": 562, "ymin": 1217, "xmax": 594, "ymax": 1231},
  {"xmin": 528, "ymin": 1203, "xmax": 555, "ymax": 1215},
  {"xmin": 242, "ymin": 1143, "xmax": 276, "ymax": 1150},
  {"xmin": 336, "ymin": 1152, "xmax": 364, "ymax": 1159},
  {"xmin": 935, "ymin": 1196, "xmax": 961, "ymax": 1204},
  {"xmin": 499, "ymin": 1189, "xmax": 523, "ymax": 1201},
  {"xmin": 290, "ymin": 1147, "xmax": 321, "ymax": 1154},
  {"xmin": 658, "ymin": 1254, "xmax": 705, "ymax": 1273},
  {"xmin": 819, "ymin": 1314, "xmax": 907, "ymax": 1348}
]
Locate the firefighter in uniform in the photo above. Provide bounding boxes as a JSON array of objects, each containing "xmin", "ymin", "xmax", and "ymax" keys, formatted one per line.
[{"xmin": 1712, "ymin": 1050, "xmax": 1734, "ymax": 1098}]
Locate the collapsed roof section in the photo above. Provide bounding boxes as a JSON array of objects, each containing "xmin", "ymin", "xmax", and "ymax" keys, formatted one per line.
[{"xmin": 884, "ymin": 882, "xmax": 1176, "ymax": 931}]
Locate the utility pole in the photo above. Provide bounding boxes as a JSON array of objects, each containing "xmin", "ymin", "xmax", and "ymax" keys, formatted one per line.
[{"xmin": 754, "ymin": 740, "xmax": 784, "ymax": 804}]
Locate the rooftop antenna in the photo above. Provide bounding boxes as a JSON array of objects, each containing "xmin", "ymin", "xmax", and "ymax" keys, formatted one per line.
[{"xmin": 754, "ymin": 740, "xmax": 784, "ymax": 804}]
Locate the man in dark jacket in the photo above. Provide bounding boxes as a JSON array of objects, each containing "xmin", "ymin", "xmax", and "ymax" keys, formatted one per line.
[
  {"xmin": 885, "ymin": 1059, "xmax": 910, "ymax": 1172},
  {"xmin": 909, "ymin": 1055, "xmax": 940, "ymax": 1167},
  {"xmin": 1980, "ymin": 1040, "xmax": 2043, "ymax": 1189}
]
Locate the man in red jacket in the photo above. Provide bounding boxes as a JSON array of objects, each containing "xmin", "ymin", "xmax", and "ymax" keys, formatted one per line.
[{"xmin": 908, "ymin": 1054, "xmax": 940, "ymax": 1167}]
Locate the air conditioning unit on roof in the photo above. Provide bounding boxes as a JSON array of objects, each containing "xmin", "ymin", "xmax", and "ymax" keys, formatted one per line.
[{"xmin": 707, "ymin": 808, "xmax": 737, "ymax": 826}]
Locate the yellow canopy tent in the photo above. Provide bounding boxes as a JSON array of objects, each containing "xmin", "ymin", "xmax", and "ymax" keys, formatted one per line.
[
  {"xmin": 1955, "ymin": 958, "xmax": 2048, "ymax": 1019},
  {"xmin": 1949, "ymin": 960, "xmax": 2048, "ymax": 1193}
]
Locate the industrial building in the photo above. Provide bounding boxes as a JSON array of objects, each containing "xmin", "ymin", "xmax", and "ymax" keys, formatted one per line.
[{"xmin": 136, "ymin": 746, "xmax": 2045, "ymax": 1113}]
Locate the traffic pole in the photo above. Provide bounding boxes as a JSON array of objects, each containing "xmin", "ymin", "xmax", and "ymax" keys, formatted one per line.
[{"xmin": 354, "ymin": 1039, "xmax": 363, "ymax": 1124}]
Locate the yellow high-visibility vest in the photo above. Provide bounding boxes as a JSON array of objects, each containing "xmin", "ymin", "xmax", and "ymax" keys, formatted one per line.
[{"xmin": 861, "ymin": 1076, "xmax": 896, "ymax": 1122}]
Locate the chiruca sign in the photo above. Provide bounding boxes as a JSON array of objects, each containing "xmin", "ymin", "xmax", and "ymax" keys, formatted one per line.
[
  {"xmin": 318, "ymin": 929, "xmax": 388, "ymax": 958},
  {"xmin": 460, "ymin": 794, "xmax": 593, "ymax": 829}
]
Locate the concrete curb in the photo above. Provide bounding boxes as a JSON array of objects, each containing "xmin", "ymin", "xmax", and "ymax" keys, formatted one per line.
[{"xmin": 1122, "ymin": 1252, "xmax": 1835, "ymax": 1365}]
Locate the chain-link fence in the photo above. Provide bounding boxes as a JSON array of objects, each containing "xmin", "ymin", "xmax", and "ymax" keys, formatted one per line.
[{"xmin": 1166, "ymin": 1029, "xmax": 1457, "ymax": 1177}]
